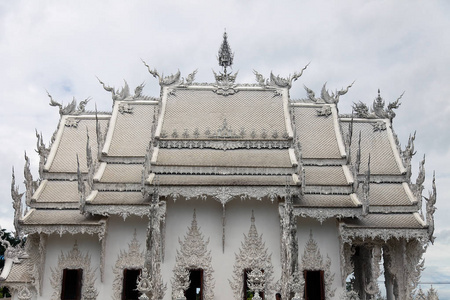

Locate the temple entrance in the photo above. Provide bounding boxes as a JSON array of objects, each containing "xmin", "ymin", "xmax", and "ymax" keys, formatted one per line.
[
  {"xmin": 304, "ymin": 270, "xmax": 324, "ymax": 300},
  {"xmin": 61, "ymin": 268, "xmax": 83, "ymax": 300},
  {"xmin": 122, "ymin": 269, "xmax": 141, "ymax": 300},
  {"xmin": 185, "ymin": 269, "xmax": 203, "ymax": 300}
]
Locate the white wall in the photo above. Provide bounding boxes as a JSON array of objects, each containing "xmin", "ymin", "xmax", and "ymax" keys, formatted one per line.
[
  {"xmin": 38, "ymin": 209, "xmax": 345, "ymax": 299},
  {"xmin": 41, "ymin": 233, "xmax": 102, "ymax": 300}
]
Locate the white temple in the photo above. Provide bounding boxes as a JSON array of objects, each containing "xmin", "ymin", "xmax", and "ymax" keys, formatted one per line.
[{"xmin": 0, "ymin": 32, "xmax": 438, "ymax": 300}]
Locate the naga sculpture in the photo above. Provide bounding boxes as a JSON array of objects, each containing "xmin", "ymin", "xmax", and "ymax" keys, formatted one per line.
[
  {"xmin": 47, "ymin": 91, "xmax": 90, "ymax": 115},
  {"xmin": 142, "ymin": 60, "xmax": 181, "ymax": 86}
]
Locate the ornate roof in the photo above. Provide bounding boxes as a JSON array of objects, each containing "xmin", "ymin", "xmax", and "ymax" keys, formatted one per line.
[{"xmin": 12, "ymin": 34, "xmax": 435, "ymax": 247}]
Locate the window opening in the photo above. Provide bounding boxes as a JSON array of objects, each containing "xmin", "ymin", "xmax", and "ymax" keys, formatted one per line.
[
  {"xmin": 122, "ymin": 268, "xmax": 142, "ymax": 300},
  {"xmin": 243, "ymin": 268, "xmax": 264, "ymax": 300},
  {"xmin": 61, "ymin": 268, "xmax": 83, "ymax": 300},
  {"xmin": 304, "ymin": 270, "xmax": 325, "ymax": 300},
  {"xmin": 185, "ymin": 269, "xmax": 203, "ymax": 300}
]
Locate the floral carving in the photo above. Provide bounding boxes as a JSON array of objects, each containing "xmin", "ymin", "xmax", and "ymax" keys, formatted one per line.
[
  {"xmin": 229, "ymin": 211, "xmax": 274, "ymax": 300},
  {"xmin": 112, "ymin": 230, "xmax": 144, "ymax": 300},
  {"xmin": 172, "ymin": 210, "xmax": 215, "ymax": 300},
  {"xmin": 50, "ymin": 241, "xmax": 98, "ymax": 300}
]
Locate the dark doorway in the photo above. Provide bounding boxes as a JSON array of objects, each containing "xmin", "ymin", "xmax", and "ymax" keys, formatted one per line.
[
  {"xmin": 122, "ymin": 268, "xmax": 141, "ymax": 300},
  {"xmin": 304, "ymin": 270, "xmax": 325, "ymax": 300},
  {"xmin": 243, "ymin": 269, "xmax": 264, "ymax": 300},
  {"xmin": 61, "ymin": 268, "xmax": 83, "ymax": 300},
  {"xmin": 185, "ymin": 269, "xmax": 203, "ymax": 300}
]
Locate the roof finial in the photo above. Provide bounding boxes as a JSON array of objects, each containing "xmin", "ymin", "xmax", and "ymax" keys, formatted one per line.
[{"xmin": 218, "ymin": 30, "xmax": 234, "ymax": 75}]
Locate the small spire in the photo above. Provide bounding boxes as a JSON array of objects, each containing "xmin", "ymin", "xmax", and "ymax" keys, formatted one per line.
[{"xmin": 218, "ymin": 31, "xmax": 234, "ymax": 75}]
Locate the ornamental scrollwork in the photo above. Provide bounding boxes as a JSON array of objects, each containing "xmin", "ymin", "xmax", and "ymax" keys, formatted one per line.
[
  {"xmin": 50, "ymin": 241, "xmax": 98, "ymax": 300},
  {"xmin": 157, "ymin": 139, "xmax": 290, "ymax": 151},
  {"xmin": 21, "ymin": 223, "xmax": 107, "ymax": 241},
  {"xmin": 229, "ymin": 211, "xmax": 274, "ymax": 300},
  {"xmin": 171, "ymin": 210, "xmax": 215, "ymax": 300},
  {"xmin": 159, "ymin": 186, "xmax": 293, "ymax": 203},
  {"xmin": 339, "ymin": 227, "xmax": 429, "ymax": 244},
  {"xmin": 84, "ymin": 205, "xmax": 152, "ymax": 220},
  {"xmin": 293, "ymin": 207, "xmax": 361, "ymax": 224},
  {"xmin": 112, "ymin": 230, "xmax": 145, "ymax": 300}
]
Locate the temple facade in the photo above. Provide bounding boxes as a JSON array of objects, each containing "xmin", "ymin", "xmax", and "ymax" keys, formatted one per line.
[{"xmin": 0, "ymin": 33, "xmax": 438, "ymax": 300}]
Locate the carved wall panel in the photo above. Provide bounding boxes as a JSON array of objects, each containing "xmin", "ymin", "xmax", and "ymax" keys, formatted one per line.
[
  {"xmin": 171, "ymin": 210, "xmax": 215, "ymax": 300},
  {"xmin": 298, "ymin": 231, "xmax": 336, "ymax": 299},
  {"xmin": 112, "ymin": 230, "xmax": 145, "ymax": 300},
  {"xmin": 229, "ymin": 211, "xmax": 274, "ymax": 300},
  {"xmin": 50, "ymin": 242, "xmax": 98, "ymax": 300}
]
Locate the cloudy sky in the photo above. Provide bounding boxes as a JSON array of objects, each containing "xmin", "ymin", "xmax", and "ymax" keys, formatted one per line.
[{"xmin": 1, "ymin": 0, "xmax": 449, "ymax": 296}]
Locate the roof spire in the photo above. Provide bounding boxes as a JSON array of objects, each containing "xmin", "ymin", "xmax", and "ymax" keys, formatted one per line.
[{"xmin": 218, "ymin": 30, "xmax": 234, "ymax": 75}]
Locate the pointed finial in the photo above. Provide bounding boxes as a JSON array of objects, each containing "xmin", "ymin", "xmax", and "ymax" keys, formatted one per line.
[{"xmin": 218, "ymin": 31, "xmax": 234, "ymax": 75}]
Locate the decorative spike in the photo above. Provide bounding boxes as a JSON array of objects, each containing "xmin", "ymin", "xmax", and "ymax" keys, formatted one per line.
[
  {"xmin": 23, "ymin": 152, "xmax": 34, "ymax": 208},
  {"xmin": 35, "ymin": 129, "xmax": 49, "ymax": 181},
  {"xmin": 95, "ymin": 106, "xmax": 103, "ymax": 161},
  {"xmin": 86, "ymin": 129, "xmax": 94, "ymax": 190},
  {"xmin": 415, "ymin": 155, "xmax": 426, "ymax": 215},
  {"xmin": 347, "ymin": 116, "xmax": 354, "ymax": 164},
  {"xmin": 356, "ymin": 131, "xmax": 362, "ymax": 174},
  {"xmin": 403, "ymin": 131, "xmax": 416, "ymax": 181},
  {"xmin": 218, "ymin": 31, "xmax": 234, "ymax": 75},
  {"xmin": 77, "ymin": 154, "xmax": 86, "ymax": 214},
  {"xmin": 425, "ymin": 171, "xmax": 437, "ymax": 244},
  {"xmin": 11, "ymin": 167, "xmax": 24, "ymax": 238},
  {"xmin": 362, "ymin": 154, "xmax": 371, "ymax": 216}
]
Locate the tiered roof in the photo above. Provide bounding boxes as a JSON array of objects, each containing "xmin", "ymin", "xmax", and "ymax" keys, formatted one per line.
[{"xmin": 13, "ymin": 35, "xmax": 434, "ymax": 248}]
